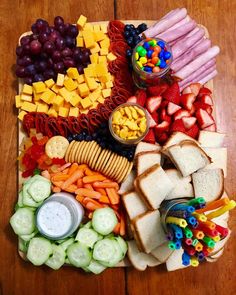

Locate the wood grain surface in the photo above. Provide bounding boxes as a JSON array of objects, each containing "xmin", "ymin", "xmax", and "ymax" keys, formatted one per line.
[{"xmin": 0, "ymin": 1, "xmax": 235, "ymax": 295}]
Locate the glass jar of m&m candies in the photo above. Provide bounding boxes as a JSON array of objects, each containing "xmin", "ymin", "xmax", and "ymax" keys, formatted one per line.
[{"xmin": 132, "ymin": 38, "xmax": 172, "ymax": 88}]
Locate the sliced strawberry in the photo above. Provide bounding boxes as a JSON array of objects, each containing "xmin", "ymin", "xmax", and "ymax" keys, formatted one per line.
[
  {"xmin": 127, "ymin": 96, "xmax": 137, "ymax": 103},
  {"xmin": 167, "ymin": 102, "xmax": 181, "ymax": 115},
  {"xmin": 173, "ymin": 109, "xmax": 191, "ymax": 120},
  {"xmin": 154, "ymin": 121, "xmax": 170, "ymax": 133},
  {"xmin": 170, "ymin": 119, "xmax": 186, "ymax": 133},
  {"xmin": 182, "ymin": 116, "xmax": 197, "ymax": 129},
  {"xmin": 146, "ymin": 110, "xmax": 157, "ymax": 128},
  {"xmin": 182, "ymin": 86, "xmax": 192, "ymax": 94},
  {"xmin": 146, "ymin": 96, "xmax": 162, "ymax": 113},
  {"xmin": 189, "ymin": 83, "xmax": 201, "ymax": 96},
  {"xmin": 144, "ymin": 128, "xmax": 156, "ymax": 144},
  {"xmin": 194, "ymin": 102, "xmax": 213, "ymax": 114},
  {"xmin": 155, "ymin": 132, "xmax": 169, "ymax": 144},
  {"xmin": 181, "ymin": 93, "xmax": 196, "ymax": 110},
  {"xmin": 203, "ymin": 123, "xmax": 216, "ymax": 132},
  {"xmin": 136, "ymin": 89, "xmax": 147, "ymax": 107},
  {"xmin": 162, "ymin": 82, "xmax": 180, "ymax": 104},
  {"xmin": 160, "ymin": 100, "xmax": 169, "ymax": 110},
  {"xmin": 160, "ymin": 108, "xmax": 172, "ymax": 123},
  {"xmin": 196, "ymin": 108, "xmax": 215, "ymax": 129},
  {"xmin": 190, "ymin": 105, "xmax": 196, "ymax": 115},
  {"xmin": 198, "ymin": 94, "xmax": 213, "ymax": 106},
  {"xmin": 147, "ymin": 83, "xmax": 169, "ymax": 96},
  {"xmin": 185, "ymin": 124, "xmax": 199, "ymax": 139},
  {"xmin": 151, "ymin": 112, "xmax": 159, "ymax": 124},
  {"xmin": 198, "ymin": 87, "xmax": 212, "ymax": 97}
]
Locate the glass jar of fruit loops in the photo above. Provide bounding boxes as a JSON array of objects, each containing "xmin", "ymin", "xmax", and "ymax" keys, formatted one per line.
[{"xmin": 132, "ymin": 38, "xmax": 172, "ymax": 88}]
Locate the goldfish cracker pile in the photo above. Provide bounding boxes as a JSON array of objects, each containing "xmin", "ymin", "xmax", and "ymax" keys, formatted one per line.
[{"xmin": 111, "ymin": 104, "xmax": 148, "ymax": 141}]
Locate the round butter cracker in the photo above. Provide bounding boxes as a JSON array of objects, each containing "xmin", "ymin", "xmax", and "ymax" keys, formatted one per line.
[
  {"xmin": 65, "ymin": 140, "xmax": 75, "ymax": 162},
  {"xmin": 45, "ymin": 136, "xmax": 69, "ymax": 159}
]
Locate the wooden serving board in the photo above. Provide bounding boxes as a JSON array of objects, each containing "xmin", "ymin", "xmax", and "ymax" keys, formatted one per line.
[{"xmin": 17, "ymin": 20, "xmax": 213, "ymax": 267}]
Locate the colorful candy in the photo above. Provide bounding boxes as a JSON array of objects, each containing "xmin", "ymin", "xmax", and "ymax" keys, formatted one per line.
[{"xmin": 134, "ymin": 38, "xmax": 172, "ymax": 73}]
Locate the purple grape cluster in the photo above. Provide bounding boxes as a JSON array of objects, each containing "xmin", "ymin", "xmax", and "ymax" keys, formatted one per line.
[{"xmin": 15, "ymin": 16, "xmax": 91, "ymax": 84}]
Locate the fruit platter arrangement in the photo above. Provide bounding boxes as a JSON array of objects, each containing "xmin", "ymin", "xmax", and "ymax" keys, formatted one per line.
[{"xmin": 11, "ymin": 7, "xmax": 236, "ymax": 273}]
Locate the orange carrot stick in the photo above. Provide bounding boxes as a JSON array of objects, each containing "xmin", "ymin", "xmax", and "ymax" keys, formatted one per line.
[
  {"xmin": 77, "ymin": 178, "xmax": 83, "ymax": 188},
  {"xmin": 64, "ymin": 184, "xmax": 77, "ymax": 193},
  {"xmin": 61, "ymin": 169, "xmax": 84, "ymax": 189},
  {"xmin": 76, "ymin": 194, "xmax": 85, "ymax": 203},
  {"xmin": 75, "ymin": 188, "xmax": 101, "ymax": 199},
  {"xmin": 84, "ymin": 184, "xmax": 94, "ymax": 190},
  {"xmin": 106, "ymin": 188, "xmax": 120, "ymax": 205},
  {"xmin": 68, "ymin": 163, "xmax": 79, "ymax": 175},
  {"xmin": 62, "ymin": 168, "xmax": 69, "ymax": 174},
  {"xmin": 93, "ymin": 181, "xmax": 119, "ymax": 190},
  {"xmin": 52, "ymin": 186, "xmax": 61, "ymax": 193},
  {"xmin": 99, "ymin": 195, "xmax": 110, "ymax": 204},
  {"xmin": 83, "ymin": 175, "xmax": 107, "ymax": 183},
  {"xmin": 51, "ymin": 181, "xmax": 64, "ymax": 188},
  {"xmin": 120, "ymin": 213, "xmax": 126, "ymax": 236},
  {"xmin": 95, "ymin": 188, "xmax": 107, "ymax": 195},
  {"xmin": 113, "ymin": 223, "xmax": 120, "ymax": 234},
  {"xmin": 83, "ymin": 197, "xmax": 103, "ymax": 206},
  {"xmin": 51, "ymin": 174, "xmax": 69, "ymax": 182},
  {"xmin": 196, "ymin": 197, "xmax": 230, "ymax": 213},
  {"xmin": 85, "ymin": 168, "xmax": 94, "ymax": 176},
  {"xmin": 58, "ymin": 163, "xmax": 71, "ymax": 172},
  {"xmin": 85, "ymin": 201, "xmax": 103, "ymax": 211}
]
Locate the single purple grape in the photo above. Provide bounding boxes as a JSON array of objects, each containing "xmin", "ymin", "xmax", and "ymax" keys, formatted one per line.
[
  {"xmin": 55, "ymin": 37, "xmax": 66, "ymax": 50},
  {"xmin": 61, "ymin": 47, "xmax": 72, "ymax": 57},
  {"xmin": 57, "ymin": 24, "xmax": 66, "ymax": 35},
  {"xmin": 17, "ymin": 57, "xmax": 24, "ymax": 66},
  {"xmin": 81, "ymin": 53, "xmax": 90, "ymax": 63},
  {"xmin": 43, "ymin": 69, "xmax": 55, "ymax": 79},
  {"xmin": 20, "ymin": 36, "xmax": 31, "ymax": 46},
  {"xmin": 54, "ymin": 62, "xmax": 65, "ymax": 73},
  {"xmin": 49, "ymin": 31, "xmax": 59, "ymax": 42},
  {"xmin": 54, "ymin": 16, "xmax": 64, "ymax": 28},
  {"xmin": 15, "ymin": 66, "xmax": 27, "ymax": 78},
  {"xmin": 31, "ymin": 33, "xmax": 39, "ymax": 41},
  {"xmin": 40, "ymin": 52, "xmax": 48, "ymax": 60},
  {"xmin": 63, "ymin": 58, "xmax": 75, "ymax": 68},
  {"xmin": 67, "ymin": 25, "xmax": 78, "ymax": 38},
  {"xmin": 43, "ymin": 41, "xmax": 55, "ymax": 54},
  {"xmin": 38, "ymin": 60, "xmax": 48, "ymax": 71},
  {"xmin": 47, "ymin": 57, "xmax": 54, "ymax": 68},
  {"xmin": 30, "ymin": 40, "xmax": 42, "ymax": 54},
  {"xmin": 16, "ymin": 46, "xmax": 24, "ymax": 57},
  {"xmin": 49, "ymin": 26, "xmax": 56, "ymax": 33},
  {"xmin": 20, "ymin": 56, "xmax": 32, "ymax": 66},
  {"xmin": 64, "ymin": 23, "xmax": 70, "ymax": 33},
  {"xmin": 31, "ymin": 23, "xmax": 38, "ymax": 34},
  {"xmin": 24, "ymin": 77, "xmax": 33, "ymax": 85},
  {"xmin": 39, "ymin": 32, "xmax": 49, "ymax": 43},
  {"xmin": 25, "ymin": 64, "xmax": 37, "ymax": 76},
  {"xmin": 34, "ymin": 73, "xmax": 44, "ymax": 82},
  {"xmin": 36, "ymin": 19, "xmax": 47, "ymax": 32},
  {"xmin": 65, "ymin": 36, "xmax": 76, "ymax": 48},
  {"xmin": 52, "ymin": 50, "xmax": 61, "ymax": 62},
  {"xmin": 23, "ymin": 44, "xmax": 31, "ymax": 55},
  {"xmin": 77, "ymin": 65, "xmax": 84, "ymax": 75}
]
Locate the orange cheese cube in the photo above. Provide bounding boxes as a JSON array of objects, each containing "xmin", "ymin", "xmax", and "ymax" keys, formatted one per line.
[
  {"xmin": 94, "ymin": 31, "xmax": 106, "ymax": 42},
  {"xmin": 64, "ymin": 78, "xmax": 77, "ymax": 91},
  {"xmin": 41, "ymin": 89, "xmax": 56, "ymax": 104},
  {"xmin": 99, "ymin": 37, "xmax": 110, "ymax": 49},
  {"xmin": 99, "ymin": 73, "xmax": 111, "ymax": 83},
  {"xmin": 98, "ymin": 56, "xmax": 107, "ymax": 64},
  {"xmin": 33, "ymin": 90, "xmax": 42, "ymax": 101},
  {"xmin": 95, "ymin": 63, "xmax": 108, "ymax": 76},
  {"xmin": 51, "ymin": 84, "xmax": 62, "ymax": 94},
  {"xmin": 67, "ymin": 68, "xmax": 80, "ymax": 80},
  {"xmin": 58, "ymin": 87, "xmax": 73, "ymax": 102},
  {"xmin": 80, "ymin": 96, "xmax": 93, "ymax": 109},
  {"xmin": 107, "ymin": 52, "xmax": 117, "ymax": 62},
  {"xmin": 106, "ymin": 81, "xmax": 113, "ymax": 88},
  {"xmin": 82, "ymin": 30, "xmax": 95, "ymax": 49},
  {"xmin": 100, "ymin": 48, "xmax": 109, "ymax": 56},
  {"xmin": 97, "ymin": 96, "xmax": 105, "ymax": 104},
  {"xmin": 44, "ymin": 79, "xmax": 55, "ymax": 88},
  {"xmin": 15, "ymin": 95, "xmax": 23, "ymax": 108},
  {"xmin": 76, "ymin": 36, "xmax": 84, "ymax": 47},
  {"xmin": 85, "ymin": 77, "xmax": 98, "ymax": 91},
  {"xmin": 22, "ymin": 84, "xmax": 33, "ymax": 95},
  {"xmin": 80, "ymin": 108, "xmax": 89, "ymax": 114},
  {"xmin": 52, "ymin": 95, "xmax": 64, "ymax": 108},
  {"xmin": 56, "ymin": 73, "xmax": 65, "ymax": 86},
  {"xmin": 70, "ymin": 94, "xmax": 81, "ymax": 107},
  {"xmin": 48, "ymin": 107, "xmax": 58, "ymax": 117},
  {"xmin": 84, "ymin": 23, "xmax": 93, "ymax": 31},
  {"xmin": 77, "ymin": 15, "xmax": 87, "ymax": 29},
  {"xmin": 18, "ymin": 110, "xmax": 27, "ymax": 121},
  {"xmin": 90, "ymin": 53, "xmax": 99, "ymax": 64},
  {"xmin": 93, "ymin": 24, "xmax": 100, "ymax": 32},
  {"xmin": 90, "ymin": 42, "xmax": 100, "ymax": 54},
  {"xmin": 102, "ymin": 88, "xmax": 111, "ymax": 98},
  {"xmin": 20, "ymin": 93, "xmax": 32, "ymax": 102},
  {"xmin": 78, "ymin": 83, "xmax": 90, "ymax": 97},
  {"xmin": 84, "ymin": 67, "xmax": 95, "ymax": 78},
  {"xmin": 69, "ymin": 107, "xmax": 79, "ymax": 117},
  {"xmin": 100, "ymin": 23, "xmax": 108, "ymax": 33},
  {"xmin": 21, "ymin": 101, "xmax": 37, "ymax": 112},
  {"xmin": 32, "ymin": 81, "xmax": 46, "ymax": 94},
  {"xmin": 77, "ymin": 74, "xmax": 85, "ymax": 84},
  {"xmin": 37, "ymin": 103, "xmax": 49, "ymax": 113},
  {"xmin": 58, "ymin": 107, "xmax": 69, "ymax": 117}
]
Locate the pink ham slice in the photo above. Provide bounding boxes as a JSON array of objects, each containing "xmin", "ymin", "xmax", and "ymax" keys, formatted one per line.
[
  {"xmin": 172, "ymin": 27, "xmax": 205, "ymax": 59},
  {"xmin": 171, "ymin": 38, "xmax": 211, "ymax": 72},
  {"xmin": 169, "ymin": 26, "xmax": 200, "ymax": 47},
  {"xmin": 156, "ymin": 20, "xmax": 197, "ymax": 43},
  {"xmin": 174, "ymin": 46, "xmax": 220, "ymax": 79},
  {"xmin": 143, "ymin": 8, "xmax": 187, "ymax": 37},
  {"xmin": 197, "ymin": 69, "xmax": 218, "ymax": 84},
  {"xmin": 164, "ymin": 16, "xmax": 191, "ymax": 33}
]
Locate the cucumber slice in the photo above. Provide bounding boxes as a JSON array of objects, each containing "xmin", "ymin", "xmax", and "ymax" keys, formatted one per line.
[
  {"xmin": 20, "ymin": 231, "xmax": 37, "ymax": 242},
  {"xmin": 81, "ymin": 266, "xmax": 91, "ymax": 273},
  {"xmin": 65, "ymin": 257, "xmax": 71, "ymax": 265},
  {"xmin": 99, "ymin": 240, "xmax": 123, "ymax": 267},
  {"xmin": 22, "ymin": 180, "xmax": 42, "ymax": 208},
  {"xmin": 87, "ymin": 259, "xmax": 107, "ymax": 274},
  {"xmin": 83, "ymin": 221, "xmax": 92, "ymax": 229},
  {"xmin": 97, "ymin": 234, "xmax": 103, "ymax": 241},
  {"xmin": 61, "ymin": 237, "xmax": 75, "ymax": 251},
  {"xmin": 55, "ymin": 238, "xmax": 68, "ymax": 245},
  {"xmin": 28, "ymin": 176, "xmax": 51, "ymax": 202},
  {"xmin": 93, "ymin": 238, "xmax": 116, "ymax": 262},
  {"xmin": 18, "ymin": 237, "xmax": 28, "ymax": 253},
  {"xmin": 92, "ymin": 208, "xmax": 118, "ymax": 235},
  {"xmin": 67, "ymin": 242, "xmax": 92, "ymax": 267},
  {"xmin": 10, "ymin": 207, "xmax": 35, "ymax": 235},
  {"xmin": 27, "ymin": 237, "xmax": 53, "ymax": 266},
  {"xmin": 18, "ymin": 191, "xmax": 24, "ymax": 208},
  {"xmin": 75, "ymin": 228, "xmax": 99, "ymax": 248},
  {"xmin": 45, "ymin": 244, "xmax": 66, "ymax": 270},
  {"xmin": 115, "ymin": 236, "xmax": 128, "ymax": 257}
]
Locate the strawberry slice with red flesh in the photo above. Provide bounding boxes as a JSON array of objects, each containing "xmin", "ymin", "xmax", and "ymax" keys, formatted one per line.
[
  {"xmin": 136, "ymin": 89, "xmax": 147, "ymax": 107},
  {"xmin": 160, "ymin": 108, "xmax": 172, "ymax": 123},
  {"xmin": 196, "ymin": 108, "xmax": 215, "ymax": 129},
  {"xmin": 155, "ymin": 132, "xmax": 169, "ymax": 144},
  {"xmin": 203, "ymin": 124, "xmax": 216, "ymax": 132},
  {"xmin": 146, "ymin": 110, "xmax": 157, "ymax": 128},
  {"xmin": 194, "ymin": 102, "xmax": 213, "ymax": 114},
  {"xmin": 182, "ymin": 86, "xmax": 192, "ymax": 94},
  {"xmin": 198, "ymin": 94, "xmax": 213, "ymax": 106},
  {"xmin": 181, "ymin": 93, "xmax": 196, "ymax": 110},
  {"xmin": 159, "ymin": 100, "xmax": 169, "ymax": 110},
  {"xmin": 185, "ymin": 124, "xmax": 199, "ymax": 139},
  {"xmin": 198, "ymin": 87, "xmax": 212, "ymax": 97},
  {"xmin": 170, "ymin": 119, "xmax": 186, "ymax": 133},
  {"xmin": 189, "ymin": 83, "xmax": 201, "ymax": 96},
  {"xmin": 162, "ymin": 82, "xmax": 180, "ymax": 105},
  {"xmin": 174, "ymin": 109, "xmax": 191, "ymax": 120},
  {"xmin": 146, "ymin": 96, "xmax": 162, "ymax": 113},
  {"xmin": 167, "ymin": 102, "xmax": 182, "ymax": 115},
  {"xmin": 182, "ymin": 116, "xmax": 197, "ymax": 129},
  {"xmin": 154, "ymin": 121, "xmax": 170, "ymax": 134},
  {"xmin": 151, "ymin": 112, "xmax": 159, "ymax": 124},
  {"xmin": 144, "ymin": 128, "xmax": 156, "ymax": 144},
  {"xmin": 127, "ymin": 96, "xmax": 137, "ymax": 103},
  {"xmin": 147, "ymin": 83, "xmax": 169, "ymax": 96}
]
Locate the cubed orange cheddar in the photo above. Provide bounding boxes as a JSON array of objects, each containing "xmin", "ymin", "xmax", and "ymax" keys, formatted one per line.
[
  {"xmin": 58, "ymin": 107, "xmax": 69, "ymax": 117},
  {"xmin": 56, "ymin": 73, "xmax": 65, "ymax": 86},
  {"xmin": 41, "ymin": 89, "xmax": 56, "ymax": 104},
  {"xmin": 52, "ymin": 95, "xmax": 64, "ymax": 108},
  {"xmin": 37, "ymin": 103, "xmax": 49, "ymax": 113},
  {"xmin": 90, "ymin": 53, "xmax": 99, "ymax": 64},
  {"xmin": 84, "ymin": 23, "xmax": 93, "ymax": 31},
  {"xmin": 44, "ymin": 79, "xmax": 55, "ymax": 88},
  {"xmin": 33, "ymin": 90, "xmax": 42, "ymax": 101},
  {"xmin": 90, "ymin": 42, "xmax": 100, "ymax": 54},
  {"xmin": 84, "ymin": 67, "xmax": 94, "ymax": 78},
  {"xmin": 20, "ymin": 93, "xmax": 32, "ymax": 102},
  {"xmin": 93, "ymin": 24, "xmax": 100, "ymax": 32},
  {"xmin": 64, "ymin": 78, "xmax": 77, "ymax": 91},
  {"xmin": 82, "ymin": 30, "xmax": 95, "ymax": 49},
  {"xmin": 32, "ymin": 81, "xmax": 46, "ymax": 94},
  {"xmin": 100, "ymin": 23, "xmax": 108, "ymax": 33},
  {"xmin": 76, "ymin": 36, "xmax": 84, "ymax": 47},
  {"xmin": 106, "ymin": 81, "xmax": 113, "ymax": 88},
  {"xmin": 80, "ymin": 96, "xmax": 92, "ymax": 109},
  {"xmin": 99, "ymin": 73, "xmax": 111, "ymax": 83},
  {"xmin": 67, "ymin": 68, "xmax": 80, "ymax": 80},
  {"xmin": 15, "ymin": 95, "xmax": 23, "ymax": 108},
  {"xmin": 58, "ymin": 87, "xmax": 73, "ymax": 102},
  {"xmin": 78, "ymin": 83, "xmax": 90, "ymax": 97},
  {"xmin": 48, "ymin": 107, "xmax": 58, "ymax": 117},
  {"xmin": 99, "ymin": 37, "xmax": 110, "ymax": 49},
  {"xmin": 107, "ymin": 52, "xmax": 117, "ymax": 62},
  {"xmin": 102, "ymin": 88, "xmax": 111, "ymax": 98},
  {"xmin": 69, "ymin": 107, "xmax": 79, "ymax": 117},
  {"xmin": 51, "ymin": 84, "xmax": 62, "ymax": 94},
  {"xmin": 21, "ymin": 101, "xmax": 37, "ymax": 112},
  {"xmin": 85, "ymin": 77, "xmax": 98, "ymax": 91},
  {"xmin": 95, "ymin": 63, "xmax": 108, "ymax": 76},
  {"xmin": 77, "ymin": 15, "xmax": 87, "ymax": 29},
  {"xmin": 18, "ymin": 110, "xmax": 27, "ymax": 121},
  {"xmin": 77, "ymin": 74, "xmax": 85, "ymax": 84},
  {"xmin": 97, "ymin": 96, "xmax": 105, "ymax": 104},
  {"xmin": 70, "ymin": 94, "xmax": 81, "ymax": 107},
  {"xmin": 98, "ymin": 56, "xmax": 107, "ymax": 64},
  {"xmin": 94, "ymin": 31, "xmax": 106, "ymax": 42},
  {"xmin": 100, "ymin": 48, "xmax": 108, "ymax": 56},
  {"xmin": 22, "ymin": 84, "xmax": 33, "ymax": 95}
]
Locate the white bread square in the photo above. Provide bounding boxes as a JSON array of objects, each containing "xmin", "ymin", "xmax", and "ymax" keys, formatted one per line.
[
  {"xmin": 198, "ymin": 131, "xmax": 225, "ymax": 148},
  {"xmin": 151, "ymin": 242, "xmax": 174, "ymax": 262},
  {"xmin": 203, "ymin": 147, "xmax": 227, "ymax": 177},
  {"xmin": 137, "ymin": 151, "xmax": 161, "ymax": 175},
  {"xmin": 135, "ymin": 141, "xmax": 161, "ymax": 158},
  {"xmin": 166, "ymin": 249, "xmax": 187, "ymax": 271},
  {"xmin": 118, "ymin": 170, "xmax": 135, "ymax": 195},
  {"xmin": 122, "ymin": 191, "xmax": 148, "ymax": 220}
]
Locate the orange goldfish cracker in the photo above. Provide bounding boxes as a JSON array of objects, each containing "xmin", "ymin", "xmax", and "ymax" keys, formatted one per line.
[
  {"xmin": 106, "ymin": 188, "xmax": 120, "ymax": 205},
  {"xmin": 75, "ymin": 188, "xmax": 101, "ymax": 199},
  {"xmin": 61, "ymin": 169, "xmax": 84, "ymax": 189},
  {"xmin": 83, "ymin": 175, "xmax": 107, "ymax": 183}
]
